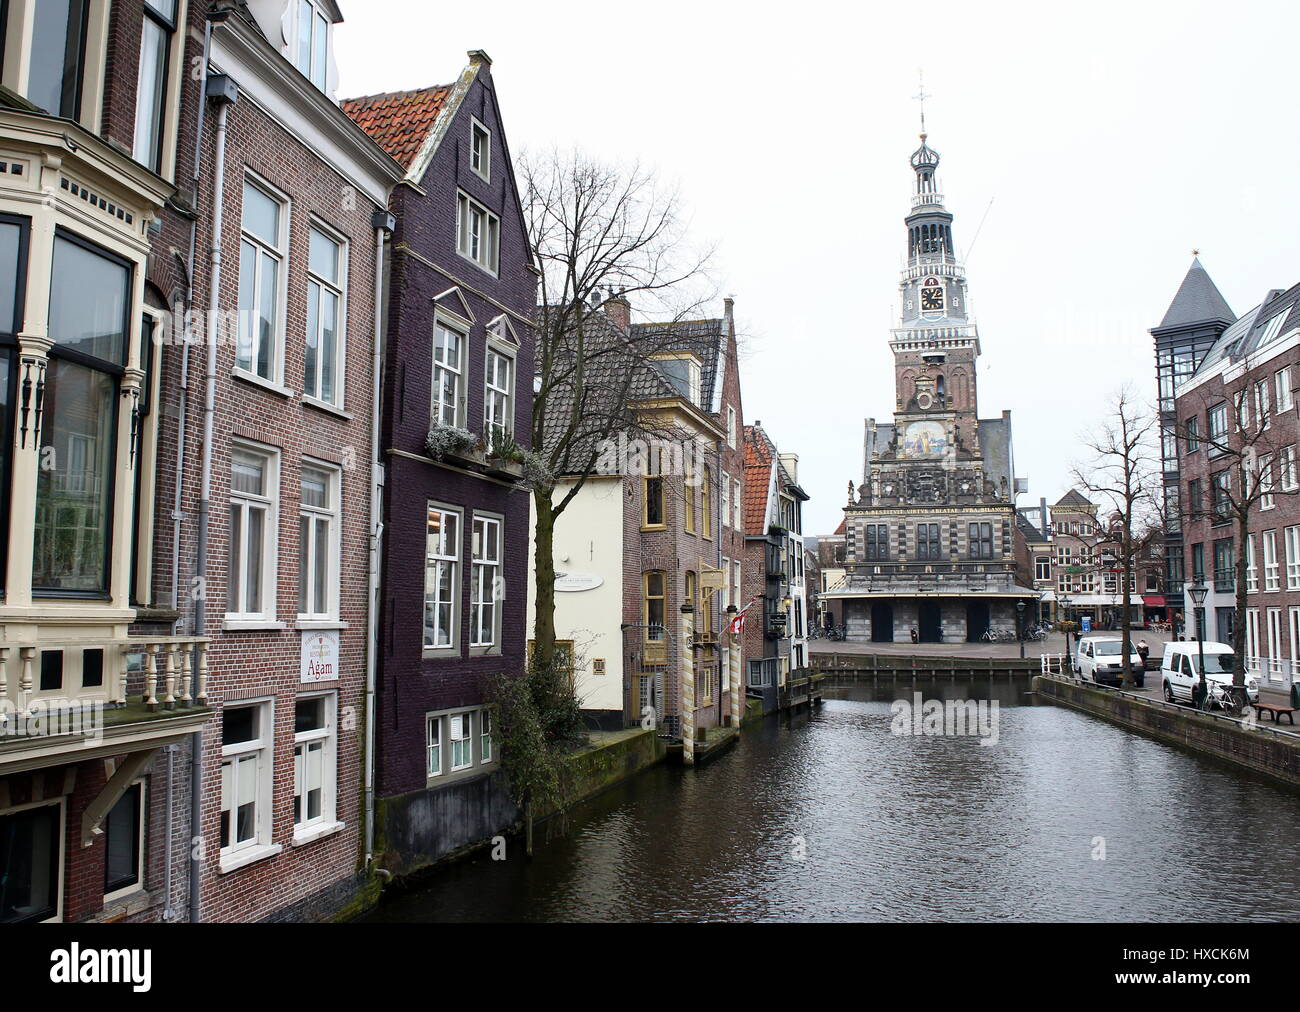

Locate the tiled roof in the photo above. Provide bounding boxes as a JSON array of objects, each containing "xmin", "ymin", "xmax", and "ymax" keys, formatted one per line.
[
  {"xmin": 742, "ymin": 425, "xmax": 774, "ymax": 534},
  {"xmin": 341, "ymin": 86, "xmax": 453, "ymax": 170},
  {"xmin": 1054, "ymin": 489, "xmax": 1094, "ymax": 508},
  {"xmin": 1158, "ymin": 257, "xmax": 1236, "ymax": 329},
  {"xmin": 631, "ymin": 318, "xmax": 724, "ymax": 413}
]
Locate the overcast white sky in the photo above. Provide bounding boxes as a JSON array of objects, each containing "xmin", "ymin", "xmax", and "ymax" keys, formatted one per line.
[{"xmin": 336, "ymin": 0, "xmax": 1300, "ymax": 536}]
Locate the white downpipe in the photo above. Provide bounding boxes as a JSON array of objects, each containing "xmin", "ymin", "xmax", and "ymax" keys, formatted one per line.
[{"xmin": 364, "ymin": 225, "xmax": 385, "ymax": 869}]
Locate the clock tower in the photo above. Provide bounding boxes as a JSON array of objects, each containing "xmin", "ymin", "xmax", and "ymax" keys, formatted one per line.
[{"xmin": 824, "ymin": 127, "xmax": 1035, "ymax": 645}]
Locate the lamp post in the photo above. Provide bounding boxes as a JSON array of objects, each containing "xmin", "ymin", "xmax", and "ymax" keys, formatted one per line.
[
  {"xmin": 1016, "ymin": 599, "xmax": 1026, "ymax": 659},
  {"xmin": 1188, "ymin": 581, "xmax": 1208, "ymax": 708}
]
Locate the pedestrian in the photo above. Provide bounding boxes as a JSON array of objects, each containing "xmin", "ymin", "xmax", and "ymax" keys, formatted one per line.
[
  {"xmin": 1136, "ymin": 638, "xmax": 1149, "ymax": 671},
  {"xmin": 910, "ymin": 627, "xmax": 919, "ymax": 644}
]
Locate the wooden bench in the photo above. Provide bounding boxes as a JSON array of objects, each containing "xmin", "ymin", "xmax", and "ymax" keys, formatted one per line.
[{"xmin": 1250, "ymin": 702, "xmax": 1297, "ymax": 725}]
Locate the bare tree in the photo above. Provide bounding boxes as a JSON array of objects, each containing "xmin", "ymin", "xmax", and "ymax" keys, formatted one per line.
[
  {"xmin": 522, "ymin": 149, "xmax": 715, "ymax": 669},
  {"xmin": 1072, "ymin": 387, "xmax": 1160, "ymax": 688}
]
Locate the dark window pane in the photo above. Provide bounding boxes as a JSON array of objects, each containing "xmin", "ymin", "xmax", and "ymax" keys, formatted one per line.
[
  {"xmin": 0, "ymin": 221, "xmax": 21, "ymax": 334},
  {"xmin": 0, "ymin": 804, "xmax": 61, "ymax": 923},
  {"xmin": 222, "ymin": 706, "xmax": 257, "ymax": 746},
  {"xmin": 82, "ymin": 647, "xmax": 103, "ymax": 687},
  {"xmin": 39, "ymin": 650, "xmax": 63, "ymax": 691},
  {"xmin": 49, "ymin": 235, "xmax": 129, "ymax": 364},
  {"xmin": 295, "ymin": 696, "xmax": 324, "ymax": 734},
  {"xmin": 28, "ymin": 0, "xmax": 87, "ymax": 118},
  {"xmin": 104, "ymin": 784, "xmax": 141, "ymax": 894}
]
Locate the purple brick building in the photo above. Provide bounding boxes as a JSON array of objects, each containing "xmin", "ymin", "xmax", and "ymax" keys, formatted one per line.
[{"xmin": 344, "ymin": 51, "xmax": 536, "ymax": 876}]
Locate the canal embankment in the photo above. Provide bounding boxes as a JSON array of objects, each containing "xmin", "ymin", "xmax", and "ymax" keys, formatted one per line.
[
  {"xmin": 812, "ymin": 651, "xmax": 1041, "ymax": 679},
  {"xmin": 1033, "ymin": 673, "xmax": 1300, "ymax": 789}
]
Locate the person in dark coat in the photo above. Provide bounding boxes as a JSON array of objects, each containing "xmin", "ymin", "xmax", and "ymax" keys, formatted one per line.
[
  {"xmin": 910, "ymin": 627, "xmax": 919, "ymax": 644},
  {"xmin": 1136, "ymin": 639, "xmax": 1150, "ymax": 671}
]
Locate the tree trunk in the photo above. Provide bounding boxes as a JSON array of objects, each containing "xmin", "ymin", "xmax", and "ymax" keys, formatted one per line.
[
  {"xmin": 525, "ymin": 798, "xmax": 534, "ymax": 858},
  {"xmin": 1121, "ymin": 529, "xmax": 1134, "ymax": 689},
  {"xmin": 1234, "ymin": 509, "xmax": 1249, "ymax": 689},
  {"xmin": 532, "ymin": 487, "xmax": 557, "ymax": 671}
]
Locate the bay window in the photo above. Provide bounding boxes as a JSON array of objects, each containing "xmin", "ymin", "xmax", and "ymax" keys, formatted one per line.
[
  {"xmin": 34, "ymin": 232, "xmax": 130, "ymax": 595},
  {"xmin": 304, "ymin": 224, "xmax": 344, "ymax": 406},
  {"xmin": 133, "ymin": 0, "xmax": 177, "ymax": 173},
  {"xmin": 237, "ymin": 178, "xmax": 285, "ymax": 382},
  {"xmin": 424, "ymin": 504, "xmax": 461, "ymax": 650},
  {"xmin": 0, "ymin": 214, "xmax": 27, "ymax": 596}
]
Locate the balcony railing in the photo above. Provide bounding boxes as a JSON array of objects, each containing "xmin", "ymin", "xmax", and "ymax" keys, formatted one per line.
[{"xmin": 0, "ymin": 635, "xmax": 210, "ymax": 717}]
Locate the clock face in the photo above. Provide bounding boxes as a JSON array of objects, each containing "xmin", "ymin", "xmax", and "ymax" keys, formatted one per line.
[{"xmin": 921, "ymin": 285, "xmax": 944, "ymax": 311}]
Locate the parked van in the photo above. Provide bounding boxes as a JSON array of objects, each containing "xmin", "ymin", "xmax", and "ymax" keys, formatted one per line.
[
  {"xmin": 1075, "ymin": 636, "xmax": 1145, "ymax": 687},
  {"xmin": 1160, "ymin": 641, "xmax": 1259, "ymax": 704}
]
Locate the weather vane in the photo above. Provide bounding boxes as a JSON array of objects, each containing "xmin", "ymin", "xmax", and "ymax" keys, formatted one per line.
[{"xmin": 914, "ymin": 70, "xmax": 931, "ymax": 136}]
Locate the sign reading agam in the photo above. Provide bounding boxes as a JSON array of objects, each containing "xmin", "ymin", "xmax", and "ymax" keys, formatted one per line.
[
  {"xmin": 555, "ymin": 571, "xmax": 604, "ymax": 593},
  {"xmin": 301, "ymin": 630, "xmax": 340, "ymax": 683}
]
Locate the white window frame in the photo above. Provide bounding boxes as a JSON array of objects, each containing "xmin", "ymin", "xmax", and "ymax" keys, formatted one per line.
[
  {"xmin": 1246, "ymin": 532, "xmax": 1258, "ymax": 593},
  {"xmin": 431, "ymin": 313, "xmax": 467, "ymax": 429},
  {"xmin": 449, "ymin": 711, "xmax": 473, "ymax": 772},
  {"xmin": 1246, "ymin": 608, "xmax": 1260, "ymax": 664},
  {"xmin": 727, "ymin": 406, "xmax": 737, "ymax": 447},
  {"xmin": 297, "ymin": 460, "xmax": 340, "ymax": 620},
  {"xmin": 480, "ymin": 707, "xmax": 494, "ymax": 764},
  {"xmin": 1290, "ymin": 607, "xmax": 1300, "ymax": 676},
  {"xmin": 290, "ymin": 0, "xmax": 332, "ymax": 91},
  {"xmin": 226, "ymin": 441, "xmax": 279, "ymax": 624},
  {"xmin": 1283, "ymin": 445, "xmax": 1299, "ymax": 492},
  {"xmin": 237, "ymin": 174, "xmax": 288, "ymax": 385},
  {"xmin": 219, "ymin": 699, "xmax": 275, "ymax": 867},
  {"xmin": 426, "ymin": 714, "xmax": 443, "ymax": 777},
  {"xmin": 1278, "ymin": 366, "xmax": 1295, "ymax": 414},
  {"xmin": 103, "ymin": 780, "xmax": 147, "ymax": 904},
  {"xmin": 1264, "ymin": 529, "xmax": 1281, "ymax": 592},
  {"xmin": 424, "ymin": 503, "xmax": 463, "ymax": 652},
  {"xmin": 720, "ymin": 470, "xmax": 730, "ymax": 529},
  {"xmin": 456, "ymin": 190, "xmax": 500, "ymax": 276},
  {"xmin": 293, "ymin": 691, "xmax": 338, "ymax": 840},
  {"xmin": 1261, "ymin": 454, "xmax": 1275, "ymax": 510},
  {"xmin": 470, "ymin": 117, "xmax": 491, "ymax": 183},
  {"xmin": 1286, "ymin": 526, "xmax": 1300, "ymax": 591},
  {"xmin": 732, "ymin": 478, "xmax": 742, "ymax": 529},
  {"xmin": 0, "ymin": 797, "xmax": 65, "ymax": 923},
  {"xmin": 1268, "ymin": 607, "xmax": 1284, "ymax": 665},
  {"xmin": 132, "ymin": 0, "xmax": 184, "ymax": 177},
  {"xmin": 426, "ymin": 707, "xmax": 496, "ymax": 783},
  {"xmin": 484, "ymin": 341, "xmax": 515, "ymax": 439},
  {"xmin": 1255, "ymin": 379, "xmax": 1272, "ymax": 430},
  {"xmin": 470, "ymin": 513, "xmax": 503, "ymax": 651},
  {"xmin": 304, "ymin": 219, "xmax": 347, "ymax": 408}
]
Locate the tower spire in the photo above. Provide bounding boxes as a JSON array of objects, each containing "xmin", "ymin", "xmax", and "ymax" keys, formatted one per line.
[{"xmin": 913, "ymin": 70, "xmax": 930, "ymax": 138}]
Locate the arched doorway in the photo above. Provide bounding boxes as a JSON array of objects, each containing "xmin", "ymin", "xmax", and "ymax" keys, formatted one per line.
[
  {"xmin": 871, "ymin": 602, "xmax": 894, "ymax": 643},
  {"xmin": 918, "ymin": 601, "xmax": 942, "ymax": 643},
  {"xmin": 965, "ymin": 600, "xmax": 990, "ymax": 643}
]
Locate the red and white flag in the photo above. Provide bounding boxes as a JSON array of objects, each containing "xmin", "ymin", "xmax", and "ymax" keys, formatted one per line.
[{"xmin": 728, "ymin": 596, "xmax": 760, "ymax": 636}]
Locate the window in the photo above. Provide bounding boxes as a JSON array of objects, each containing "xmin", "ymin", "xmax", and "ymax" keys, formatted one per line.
[
  {"xmin": 132, "ymin": 0, "xmax": 178, "ymax": 173},
  {"xmin": 1207, "ymin": 402, "xmax": 1228, "ymax": 451},
  {"xmin": 916, "ymin": 523, "xmax": 941, "ymax": 561},
  {"xmin": 1255, "ymin": 379, "xmax": 1271, "ymax": 430},
  {"xmin": 721, "ymin": 472, "xmax": 730, "ymax": 529},
  {"xmin": 470, "ymin": 119, "xmax": 490, "ymax": 181},
  {"xmin": 968, "ymin": 522, "xmax": 994, "ymax": 560},
  {"xmin": 293, "ymin": 694, "xmax": 335, "ymax": 834},
  {"xmin": 1035, "ymin": 556, "xmax": 1051, "ymax": 581},
  {"xmin": 1283, "ymin": 445, "xmax": 1299, "ymax": 491},
  {"xmin": 1233, "ymin": 390, "xmax": 1249, "ymax": 432},
  {"xmin": 1211, "ymin": 471, "xmax": 1231, "ymax": 522},
  {"xmin": 1246, "ymin": 533, "xmax": 1258, "ymax": 593},
  {"xmin": 1278, "ymin": 367, "xmax": 1295, "ymax": 414},
  {"xmin": 431, "ymin": 321, "xmax": 463, "ymax": 427},
  {"xmin": 732, "ymin": 478, "xmax": 742, "ymax": 529},
  {"xmin": 220, "ymin": 702, "xmax": 272, "ymax": 857},
  {"xmin": 424, "ymin": 504, "xmax": 461, "ymax": 650},
  {"xmin": 1187, "ymin": 477, "xmax": 1203, "ymax": 518},
  {"xmin": 293, "ymin": 0, "xmax": 331, "ymax": 91},
  {"xmin": 26, "ymin": 0, "xmax": 88, "ymax": 118},
  {"xmin": 304, "ymin": 224, "xmax": 344, "ymax": 405},
  {"xmin": 701, "ymin": 473, "xmax": 712, "ymax": 537},
  {"xmin": 1264, "ymin": 530, "xmax": 1280, "ymax": 592},
  {"xmin": 0, "ymin": 801, "xmax": 62, "ymax": 923},
  {"xmin": 450, "ymin": 711, "xmax": 473, "ymax": 771},
  {"xmin": 644, "ymin": 476, "xmax": 665, "ymax": 528},
  {"xmin": 684, "ymin": 476, "xmax": 695, "ymax": 534},
  {"xmin": 644, "ymin": 571, "xmax": 666, "ymax": 642},
  {"xmin": 865, "ymin": 524, "xmax": 890, "ymax": 561},
  {"xmin": 456, "ymin": 192, "xmax": 499, "ymax": 274},
  {"xmin": 1260, "ymin": 455, "xmax": 1275, "ymax": 510},
  {"xmin": 298, "ymin": 464, "xmax": 337, "ymax": 618},
  {"xmin": 237, "ymin": 178, "xmax": 285, "ymax": 381},
  {"xmin": 1213, "ymin": 538, "xmax": 1234, "ymax": 592},
  {"xmin": 470, "ymin": 515, "xmax": 502, "ymax": 649},
  {"xmin": 34, "ymin": 233, "xmax": 130, "ymax": 595},
  {"xmin": 1184, "ymin": 415, "xmax": 1199, "ymax": 453},
  {"xmin": 0, "ymin": 217, "xmax": 25, "ymax": 594},
  {"xmin": 1191, "ymin": 542, "xmax": 1205, "ymax": 582},
  {"xmin": 484, "ymin": 346, "xmax": 513, "ymax": 438},
  {"xmin": 480, "ymin": 708, "xmax": 493, "ymax": 763},
  {"xmin": 426, "ymin": 715, "xmax": 442, "ymax": 777},
  {"xmin": 103, "ymin": 782, "xmax": 144, "ymax": 899},
  {"xmin": 655, "ymin": 354, "xmax": 701, "ymax": 405},
  {"xmin": 227, "ymin": 444, "xmax": 277, "ymax": 619},
  {"xmin": 1286, "ymin": 526, "xmax": 1300, "ymax": 591},
  {"xmin": 727, "ymin": 406, "xmax": 737, "ymax": 447}
]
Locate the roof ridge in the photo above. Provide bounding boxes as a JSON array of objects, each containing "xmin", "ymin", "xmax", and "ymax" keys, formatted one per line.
[{"xmin": 340, "ymin": 84, "xmax": 453, "ymax": 105}]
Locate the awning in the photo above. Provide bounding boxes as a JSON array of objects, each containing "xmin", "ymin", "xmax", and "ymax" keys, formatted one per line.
[{"xmin": 1142, "ymin": 595, "xmax": 1166, "ymax": 608}]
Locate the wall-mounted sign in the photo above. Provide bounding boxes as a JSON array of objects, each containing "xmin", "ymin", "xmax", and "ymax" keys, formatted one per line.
[
  {"xmin": 301, "ymin": 630, "xmax": 340, "ymax": 683},
  {"xmin": 555, "ymin": 571, "xmax": 604, "ymax": 593}
]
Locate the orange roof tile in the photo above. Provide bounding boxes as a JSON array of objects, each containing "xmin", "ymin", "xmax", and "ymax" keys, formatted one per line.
[
  {"xmin": 742, "ymin": 426, "xmax": 774, "ymax": 535},
  {"xmin": 341, "ymin": 85, "xmax": 453, "ymax": 170}
]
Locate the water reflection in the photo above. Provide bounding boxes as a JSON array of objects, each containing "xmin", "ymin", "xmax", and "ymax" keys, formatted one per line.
[{"xmin": 366, "ymin": 682, "xmax": 1300, "ymax": 922}]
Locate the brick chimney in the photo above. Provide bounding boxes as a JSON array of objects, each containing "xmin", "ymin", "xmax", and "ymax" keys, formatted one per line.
[
  {"xmin": 602, "ymin": 293, "xmax": 631, "ymax": 332},
  {"xmin": 778, "ymin": 453, "xmax": 799, "ymax": 484}
]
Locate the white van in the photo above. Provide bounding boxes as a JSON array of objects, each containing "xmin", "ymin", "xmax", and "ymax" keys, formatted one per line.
[
  {"xmin": 1075, "ymin": 636, "xmax": 1146, "ymax": 687},
  {"xmin": 1161, "ymin": 641, "xmax": 1259, "ymax": 704}
]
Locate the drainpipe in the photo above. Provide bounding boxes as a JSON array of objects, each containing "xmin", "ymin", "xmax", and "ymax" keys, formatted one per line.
[
  {"xmin": 364, "ymin": 214, "xmax": 392, "ymax": 872},
  {"xmin": 190, "ymin": 71, "xmax": 238, "ymax": 924}
]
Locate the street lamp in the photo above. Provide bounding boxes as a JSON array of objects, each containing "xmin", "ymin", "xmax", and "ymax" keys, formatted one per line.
[
  {"xmin": 1016, "ymin": 599, "xmax": 1026, "ymax": 659},
  {"xmin": 1188, "ymin": 581, "xmax": 1208, "ymax": 708}
]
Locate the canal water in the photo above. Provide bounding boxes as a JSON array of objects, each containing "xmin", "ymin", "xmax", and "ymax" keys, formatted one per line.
[{"xmin": 365, "ymin": 681, "xmax": 1300, "ymax": 922}]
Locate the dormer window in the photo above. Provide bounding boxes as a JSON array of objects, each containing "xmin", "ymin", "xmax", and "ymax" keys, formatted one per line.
[
  {"xmin": 653, "ymin": 353, "xmax": 701, "ymax": 406},
  {"xmin": 471, "ymin": 119, "xmax": 491, "ymax": 182},
  {"xmin": 293, "ymin": 0, "xmax": 331, "ymax": 91}
]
